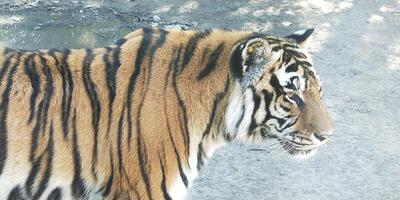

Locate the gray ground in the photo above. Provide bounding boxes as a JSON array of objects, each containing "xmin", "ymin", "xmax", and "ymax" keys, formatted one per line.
[{"xmin": 1, "ymin": 0, "xmax": 400, "ymax": 199}]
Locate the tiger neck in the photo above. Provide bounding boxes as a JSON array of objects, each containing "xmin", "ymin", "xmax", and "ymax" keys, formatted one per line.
[
  {"xmin": 166, "ymin": 57, "xmax": 236, "ymax": 200},
  {"xmin": 186, "ymin": 81, "xmax": 239, "ymax": 175}
]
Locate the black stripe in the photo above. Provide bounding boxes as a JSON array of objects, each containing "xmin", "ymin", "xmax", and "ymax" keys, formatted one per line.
[
  {"xmin": 47, "ymin": 188, "xmax": 62, "ymax": 200},
  {"xmin": 180, "ymin": 30, "xmax": 211, "ymax": 73},
  {"xmin": 8, "ymin": 186, "xmax": 25, "ymax": 200},
  {"xmin": 282, "ymin": 50, "xmax": 291, "ymax": 64},
  {"xmin": 269, "ymin": 74, "xmax": 284, "ymax": 96},
  {"xmin": 173, "ymin": 46, "xmax": 192, "ymax": 174},
  {"xmin": 285, "ymin": 49, "xmax": 306, "ymax": 58},
  {"xmin": 164, "ymin": 113, "xmax": 189, "ymax": 188},
  {"xmin": 104, "ymin": 47, "xmax": 117, "ymax": 135},
  {"xmin": 173, "ymin": 71, "xmax": 190, "ymax": 151},
  {"xmin": 200, "ymin": 47, "xmax": 210, "ymax": 64},
  {"xmin": 30, "ymin": 55, "xmax": 54, "ymax": 161},
  {"xmin": 23, "ymin": 54, "xmax": 40, "ymax": 123},
  {"xmin": 136, "ymin": 133, "xmax": 153, "ymax": 200},
  {"xmin": 196, "ymin": 142, "xmax": 206, "ymax": 171},
  {"xmin": 287, "ymin": 76, "xmax": 299, "ymax": 91},
  {"xmin": 29, "ymin": 54, "xmax": 55, "ymax": 162},
  {"xmin": 125, "ymin": 28, "xmax": 154, "ymax": 200},
  {"xmin": 248, "ymin": 87, "xmax": 261, "ymax": 134},
  {"xmin": 25, "ymin": 154, "xmax": 42, "ymax": 196},
  {"xmin": 158, "ymin": 149, "xmax": 172, "ymax": 200},
  {"xmin": 229, "ymin": 42, "xmax": 244, "ymax": 78},
  {"xmin": 164, "ymin": 48, "xmax": 189, "ymax": 187},
  {"xmin": 235, "ymin": 104, "xmax": 245, "ymax": 130},
  {"xmin": 60, "ymin": 49, "xmax": 73, "ymax": 139},
  {"xmin": 116, "ymin": 105, "xmax": 125, "ymax": 174},
  {"xmin": 198, "ymin": 76, "xmax": 229, "ymax": 168},
  {"xmin": 32, "ymin": 122, "xmax": 54, "ymax": 200},
  {"xmin": 0, "ymin": 52, "xmax": 19, "ymax": 176},
  {"xmin": 146, "ymin": 29, "xmax": 168, "ymax": 78},
  {"xmin": 282, "ymin": 44, "xmax": 298, "ymax": 49},
  {"xmin": 285, "ymin": 63, "xmax": 298, "ymax": 73},
  {"xmin": 271, "ymin": 46, "xmax": 283, "ymax": 52},
  {"xmin": 274, "ymin": 116, "xmax": 286, "ymax": 130},
  {"xmin": 101, "ymin": 149, "xmax": 114, "ymax": 197},
  {"xmin": 197, "ymin": 43, "xmax": 225, "ymax": 80},
  {"xmin": 201, "ymin": 77, "xmax": 230, "ymax": 138},
  {"xmin": 134, "ymin": 29, "xmax": 169, "ymax": 200},
  {"xmin": 126, "ymin": 28, "xmax": 153, "ymax": 147},
  {"xmin": 82, "ymin": 48, "xmax": 101, "ymax": 180},
  {"xmin": 261, "ymin": 90, "xmax": 273, "ymax": 124},
  {"xmin": 48, "ymin": 49, "xmax": 74, "ymax": 139},
  {"xmin": 173, "ymin": 91, "xmax": 190, "ymax": 183},
  {"xmin": 48, "ymin": 49, "xmax": 60, "ymax": 67},
  {"xmin": 298, "ymin": 61, "xmax": 312, "ymax": 67},
  {"xmin": 71, "ymin": 110, "xmax": 86, "ymax": 198}
]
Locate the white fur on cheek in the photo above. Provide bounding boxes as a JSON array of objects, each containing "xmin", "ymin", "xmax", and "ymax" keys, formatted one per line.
[
  {"xmin": 236, "ymin": 89, "xmax": 254, "ymax": 138},
  {"xmin": 225, "ymin": 82, "xmax": 244, "ymax": 137},
  {"xmin": 225, "ymin": 84, "xmax": 255, "ymax": 142}
]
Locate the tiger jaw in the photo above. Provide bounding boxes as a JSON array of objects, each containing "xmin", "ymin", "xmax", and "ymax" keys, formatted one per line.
[
  {"xmin": 279, "ymin": 139, "xmax": 320, "ymax": 159},
  {"xmin": 259, "ymin": 127, "xmax": 324, "ymax": 158}
]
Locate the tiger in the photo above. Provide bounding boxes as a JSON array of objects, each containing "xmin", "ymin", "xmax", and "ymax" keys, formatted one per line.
[{"xmin": 0, "ymin": 27, "xmax": 333, "ymax": 200}]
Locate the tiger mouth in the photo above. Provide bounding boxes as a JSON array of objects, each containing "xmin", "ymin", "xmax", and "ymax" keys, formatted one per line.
[
  {"xmin": 259, "ymin": 127, "xmax": 319, "ymax": 156},
  {"xmin": 280, "ymin": 140, "xmax": 319, "ymax": 156}
]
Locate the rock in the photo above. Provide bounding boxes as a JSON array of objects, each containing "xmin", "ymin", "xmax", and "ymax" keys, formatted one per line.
[
  {"xmin": 153, "ymin": 15, "xmax": 161, "ymax": 22},
  {"xmin": 357, "ymin": 108, "xmax": 371, "ymax": 113},
  {"xmin": 281, "ymin": 21, "xmax": 292, "ymax": 26},
  {"xmin": 149, "ymin": 21, "xmax": 158, "ymax": 27},
  {"xmin": 164, "ymin": 24, "xmax": 184, "ymax": 30},
  {"xmin": 10, "ymin": 16, "xmax": 23, "ymax": 22}
]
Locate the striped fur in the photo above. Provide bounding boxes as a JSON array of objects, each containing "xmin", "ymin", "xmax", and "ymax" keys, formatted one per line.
[{"xmin": 0, "ymin": 28, "xmax": 332, "ymax": 199}]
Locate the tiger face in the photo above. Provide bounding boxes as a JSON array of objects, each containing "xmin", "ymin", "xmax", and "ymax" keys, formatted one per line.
[{"xmin": 226, "ymin": 29, "xmax": 333, "ymax": 158}]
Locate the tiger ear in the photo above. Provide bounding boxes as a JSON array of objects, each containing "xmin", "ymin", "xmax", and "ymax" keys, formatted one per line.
[
  {"xmin": 241, "ymin": 38, "xmax": 270, "ymax": 73},
  {"xmin": 239, "ymin": 38, "xmax": 271, "ymax": 87},
  {"xmin": 230, "ymin": 38, "xmax": 271, "ymax": 78},
  {"xmin": 285, "ymin": 28, "xmax": 314, "ymax": 47},
  {"xmin": 231, "ymin": 38, "xmax": 271, "ymax": 87}
]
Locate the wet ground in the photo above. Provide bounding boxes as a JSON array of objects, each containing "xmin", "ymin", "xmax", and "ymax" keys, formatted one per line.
[{"xmin": 1, "ymin": 0, "xmax": 400, "ymax": 199}]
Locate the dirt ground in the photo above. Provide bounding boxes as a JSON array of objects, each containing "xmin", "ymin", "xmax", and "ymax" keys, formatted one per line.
[{"xmin": 1, "ymin": 0, "xmax": 400, "ymax": 199}]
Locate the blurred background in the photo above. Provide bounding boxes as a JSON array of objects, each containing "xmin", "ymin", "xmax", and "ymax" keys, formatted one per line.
[{"xmin": 1, "ymin": 0, "xmax": 399, "ymax": 199}]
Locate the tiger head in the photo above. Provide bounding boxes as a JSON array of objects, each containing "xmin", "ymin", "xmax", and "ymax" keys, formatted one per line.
[{"xmin": 226, "ymin": 29, "xmax": 333, "ymax": 158}]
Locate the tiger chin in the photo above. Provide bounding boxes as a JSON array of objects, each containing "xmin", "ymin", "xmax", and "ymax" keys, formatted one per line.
[{"xmin": 0, "ymin": 27, "xmax": 333, "ymax": 199}]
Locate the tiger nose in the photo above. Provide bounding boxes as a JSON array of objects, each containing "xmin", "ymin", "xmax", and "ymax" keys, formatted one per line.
[
  {"xmin": 312, "ymin": 130, "xmax": 333, "ymax": 142},
  {"xmin": 313, "ymin": 133, "xmax": 328, "ymax": 141}
]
